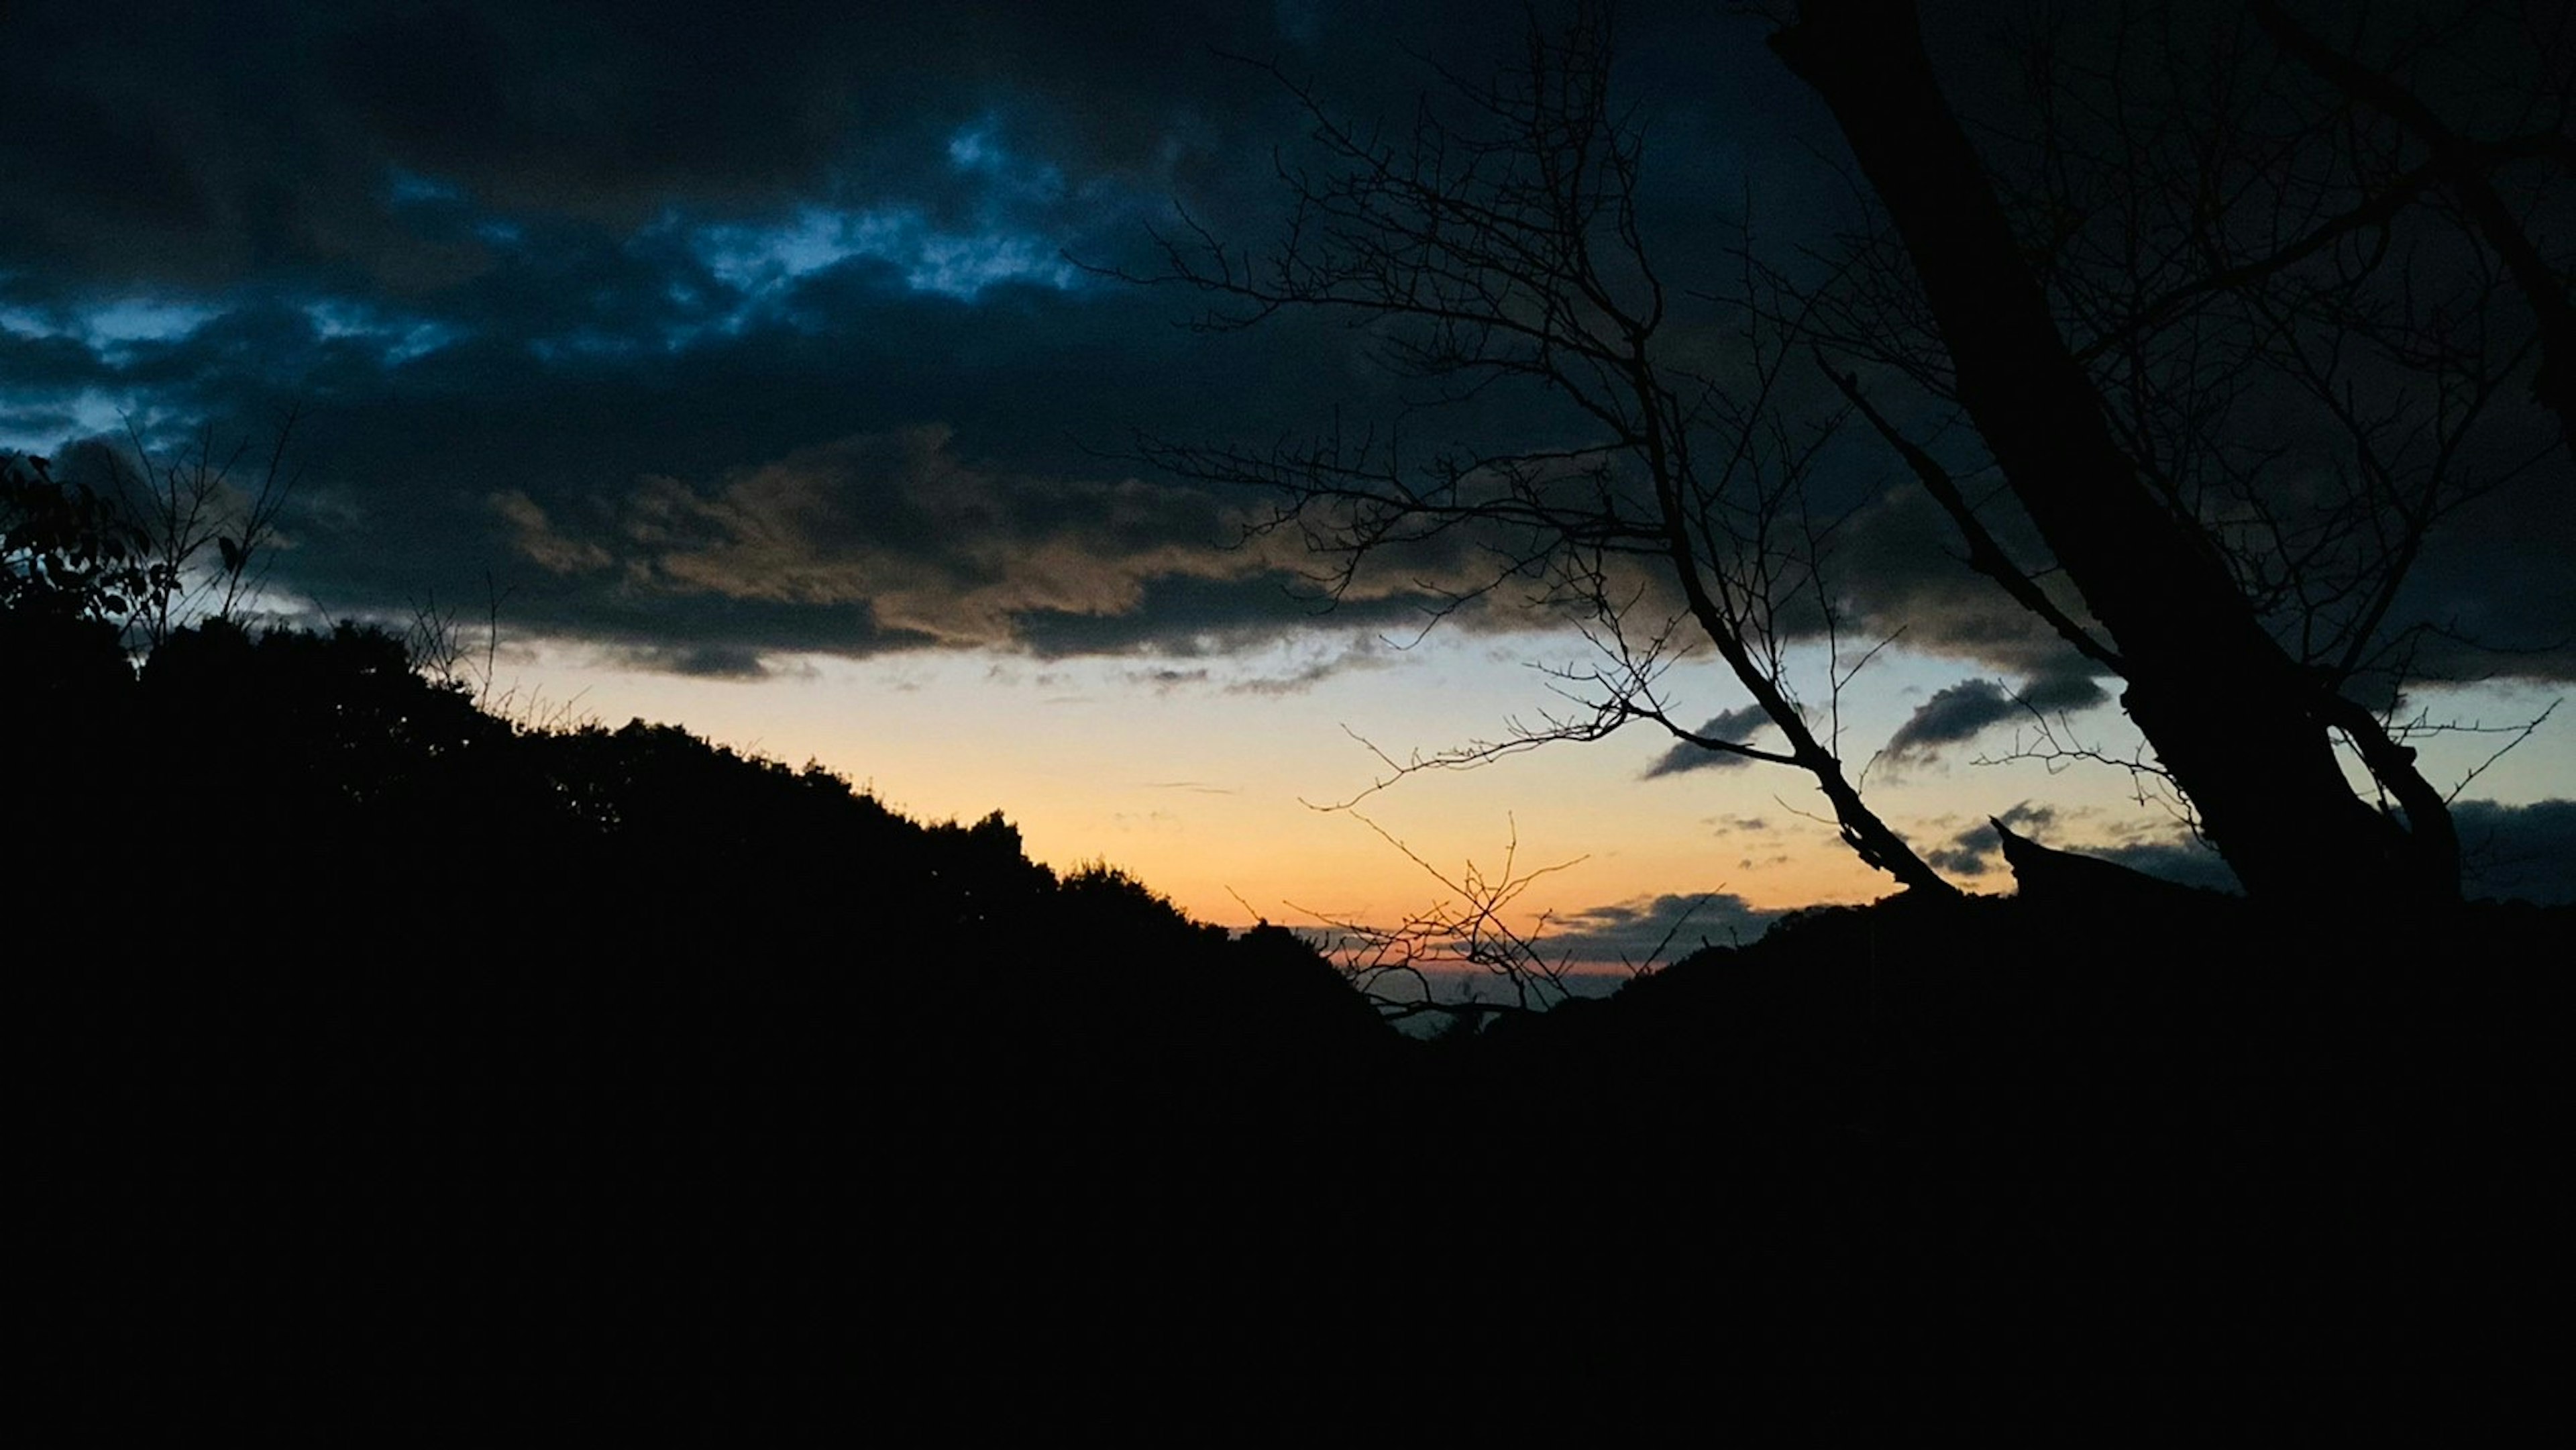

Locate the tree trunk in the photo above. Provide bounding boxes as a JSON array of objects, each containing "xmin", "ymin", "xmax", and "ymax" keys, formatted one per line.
[{"xmin": 1770, "ymin": 1, "xmax": 2457, "ymax": 909}]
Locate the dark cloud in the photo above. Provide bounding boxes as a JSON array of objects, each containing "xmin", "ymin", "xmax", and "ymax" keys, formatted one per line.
[
  {"xmin": 1803, "ymin": 478, "xmax": 2104, "ymax": 680},
  {"xmin": 2088, "ymin": 837, "xmax": 2245, "ymax": 896},
  {"xmin": 2365, "ymin": 482, "xmax": 2576, "ymax": 686},
  {"xmin": 1, "ymin": 1, "xmax": 1713, "ymax": 299},
  {"xmin": 598, "ymin": 641, "xmax": 787, "ymax": 682},
  {"xmin": 1886, "ymin": 680, "xmax": 2015, "ymax": 760},
  {"xmin": 1925, "ymin": 801, "xmax": 2060, "ymax": 879},
  {"xmin": 0, "ymin": 1, "xmax": 1279, "ymax": 295},
  {"xmin": 1, "ymin": 206, "xmax": 1527, "ymax": 675},
  {"xmin": 1642, "ymin": 705, "xmax": 1774, "ymax": 778},
  {"xmin": 0, "ymin": 0, "xmax": 1786, "ymax": 680},
  {"xmin": 1128, "ymin": 666, "xmax": 1213, "ymax": 692},
  {"xmin": 2021, "ymin": 672, "xmax": 2111, "ymax": 714},
  {"xmin": 0, "ymin": 329, "xmax": 112, "ymax": 393},
  {"xmin": 1222, "ymin": 644, "xmax": 1391, "ymax": 696},
  {"xmin": 1, "ymin": 0, "xmax": 2565, "ymax": 696},
  {"xmin": 1538, "ymin": 892, "xmax": 1778, "ymax": 965},
  {"xmin": 1886, "ymin": 672, "xmax": 2109, "ymax": 764},
  {"xmin": 2451, "ymin": 798, "xmax": 2576, "ymax": 905},
  {"xmin": 492, "ymin": 425, "xmax": 1270, "ymax": 645}
]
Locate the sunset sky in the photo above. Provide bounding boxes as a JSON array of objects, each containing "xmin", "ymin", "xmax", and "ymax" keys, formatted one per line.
[{"xmin": 5, "ymin": 0, "xmax": 2569, "ymax": 955}]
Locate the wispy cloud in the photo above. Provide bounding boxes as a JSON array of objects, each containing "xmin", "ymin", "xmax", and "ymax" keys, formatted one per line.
[
  {"xmin": 1642, "ymin": 705, "xmax": 1774, "ymax": 778},
  {"xmin": 1539, "ymin": 890, "xmax": 1778, "ymax": 964},
  {"xmin": 1885, "ymin": 672, "xmax": 2108, "ymax": 764}
]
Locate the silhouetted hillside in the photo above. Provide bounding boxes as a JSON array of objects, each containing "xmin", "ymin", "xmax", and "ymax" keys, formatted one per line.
[{"xmin": 15, "ymin": 612, "xmax": 2564, "ymax": 1427}]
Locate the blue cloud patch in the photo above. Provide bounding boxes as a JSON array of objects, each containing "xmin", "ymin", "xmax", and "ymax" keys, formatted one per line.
[{"xmin": 690, "ymin": 205, "xmax": 1077, "ymax": 304}]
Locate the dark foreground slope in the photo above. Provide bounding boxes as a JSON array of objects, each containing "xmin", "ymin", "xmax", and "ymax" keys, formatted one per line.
[
  {"xmin": 1497, "ymin": 891, "xmax": 2568, "ymax": 1413},
  {"xmin": 18, "ymin": 617, "xmax": 2567, "ymax": 1427}
]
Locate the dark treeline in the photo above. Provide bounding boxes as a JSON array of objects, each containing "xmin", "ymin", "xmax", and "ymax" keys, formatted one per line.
[{"xmin": 13, "ymin": 597, "xmax": 2565, "ymax": 1426}]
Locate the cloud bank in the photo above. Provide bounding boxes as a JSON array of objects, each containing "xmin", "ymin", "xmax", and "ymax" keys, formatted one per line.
[{"xmin": 3, "ymin": 0, "xmax": 2564, "ymax": 697}]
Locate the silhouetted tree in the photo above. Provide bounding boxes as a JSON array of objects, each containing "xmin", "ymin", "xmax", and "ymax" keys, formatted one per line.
[
  {"xmin": 1767, "ymin": 0, "xmax": 2567, "ymax": 907},
  {"xmin": 100, "ymin": 417, "xmax": 301, "ymax": 649},
  {"xmin": 1139, "ymin": 2, "xmax": 2565, "ymax": 909},
  {"xmin": 1123, "ymin": 11, "xmax": 1955, "ymax": 896},
  {"xmin": 2247, "ymin": 0, "xmax": 2576, "ymax": 457}
]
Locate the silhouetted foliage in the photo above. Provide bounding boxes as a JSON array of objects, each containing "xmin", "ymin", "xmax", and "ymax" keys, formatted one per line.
[{"xmin": 3, "ymin": 449, "xmax": 154, "ymax": 623}]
